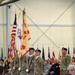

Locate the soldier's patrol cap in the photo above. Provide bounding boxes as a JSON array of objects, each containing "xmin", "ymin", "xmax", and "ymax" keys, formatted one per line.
[
  {"xmin": 35, "ymin": 49, "xmax": 41, "ymax": 53},
  {"xmin": 29, "ymin": 47, "xmax": 35, "ymax": 51},
  {"xmin": 62, "ymin": 47, "xmax": 67, "ymax": 51}
]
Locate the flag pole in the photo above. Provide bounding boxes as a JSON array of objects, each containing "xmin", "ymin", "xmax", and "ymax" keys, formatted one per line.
[
  {"xmin": 18, "ymin": 8, "xmax": 25, "ymax": 71},
  {"xmin": 23, "ymin": 8, "xmax": 25, "ymax": 30},
  {"xmin": 22, "ymin": 8, "xmax": 29, "ymax": 71}
]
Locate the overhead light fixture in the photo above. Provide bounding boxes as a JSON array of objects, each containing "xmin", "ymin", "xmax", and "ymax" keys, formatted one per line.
[{"xmin": 0, "ymin": 0, "xmax": 19, "ymax": 6}]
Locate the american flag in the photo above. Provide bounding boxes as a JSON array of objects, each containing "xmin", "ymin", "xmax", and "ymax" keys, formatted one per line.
[
  {"xmin": 8, "ymin": 14, "xmax": 17, "ymax": 60},
  {"xmin": 11, "ymin": 14, "xmax": 17, "ymax": 37}
]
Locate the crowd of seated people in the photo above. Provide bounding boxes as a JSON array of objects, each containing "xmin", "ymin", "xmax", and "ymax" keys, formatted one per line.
[
  {"xmin": 44, "ymin": 58, "xmax": 60, "ymax": 75},
  {"xmin": 0, "ymin": 59, "xmax": 11, "ymax": 75},
  {"xmin": 44, "ymin": 57, "xmax": 75, "ymax": 75}
]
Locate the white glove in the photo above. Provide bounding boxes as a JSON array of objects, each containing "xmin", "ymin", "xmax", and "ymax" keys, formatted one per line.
[
  {"xmin": 26, "ymin": 69, "xmax": 29, "ymax": 72},
  {"xmin": 13, "ymin": 67, "xmax": 15, "ymax": 70},
  {"xmin": 18, "ymin": 67, "xmax": 21, "ymax": 71}
]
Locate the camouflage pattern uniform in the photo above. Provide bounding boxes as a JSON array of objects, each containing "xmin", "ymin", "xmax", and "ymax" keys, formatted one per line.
[
  {"xmin": 19, "ymin": 55, "xmax": 35, "ymax": 75},
  {"xmin": 11, "ymin": 53, "xmax": 20, "ymax": 75},
  {"xmin": 19, "ymin": 56, "xmax": 27, "ymax": 75},
  {"xmin": 27, "ymin": 55, "xmax": 35, "ymax": 75},
  {"xmin": 60, "ymin": 54, "xmax": 71, "ymax": 75},
  {"xmin": 34, "ymin": 57, "xmax": 44, "ymax": 75},
  {"xmin": 11, "ymin": 58, "xmax": 14, "ymax": 75}
]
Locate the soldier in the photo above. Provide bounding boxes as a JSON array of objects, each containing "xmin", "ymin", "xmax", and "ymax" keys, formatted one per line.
[
  {"xmin": 19, "ymin": 56, "xmax": 26, "ymax": 75},
  {"xmin": 60, "ymin": 47, "xmax": 71, "ymax": 75},
  {"xmin": 26, "ymin": 47, "xmax": 35, "ymax": 75},
  {"xmin": 34, "ymin": 49, "xmax": 44, "ymax": 75},
  {"xmin": 19, "ymin": 47, "xmax": 35, "ymax": 75},
  {"xmin": 11, "ymin": 58, "xmax": 15, "ymax": 75},
  {"xmin": 11, "ymin": 50, "xmax": 20, "ymax": 75}
]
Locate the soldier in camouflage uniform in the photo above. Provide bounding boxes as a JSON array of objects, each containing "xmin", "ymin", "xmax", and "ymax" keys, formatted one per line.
[
  {"xmin": 19, "ymin": 47, "xmax": 35, "ymax": 75},
  {"xmin": 11, "ymin": 51, "xmax": 20, "ymax": 75},
  {"xmin": 60, "ymin": 47, "xmax": 71, "ymax": 75},
  {"xmin": 19, "ymin": 56, "xmax": 27, "ymax": 75},
  {"xmin": 34, "ymin": 49, "xmax": 44, "ymax": 75},
  {"xmin": 26, "ymin": 48, "xmax": 35, "ymax": 75},
  {"xmin": 11, "ymin": 58, "xmax": 15, "ymax": 75}
]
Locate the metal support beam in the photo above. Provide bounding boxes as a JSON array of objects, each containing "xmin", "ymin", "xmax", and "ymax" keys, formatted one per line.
[{"xmin": 6, "ymin": 5, "xmax": 11, "ymax": 58}]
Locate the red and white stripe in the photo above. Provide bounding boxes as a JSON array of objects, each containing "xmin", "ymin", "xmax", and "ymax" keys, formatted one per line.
[{"xmin": 11, "ymin": 25, "xmax": 17, "ymax": 36}]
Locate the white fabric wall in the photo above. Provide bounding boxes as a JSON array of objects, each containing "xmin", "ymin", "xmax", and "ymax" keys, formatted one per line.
[{"xmin": 0, "ymin": 0, "xmax": 75, "ymax": 59}]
